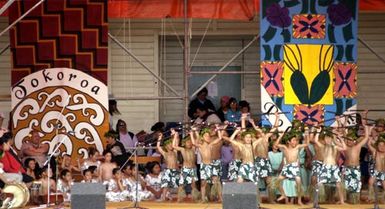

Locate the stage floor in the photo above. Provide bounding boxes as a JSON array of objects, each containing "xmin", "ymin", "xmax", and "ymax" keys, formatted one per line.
[
  {"xmin": 105, "ymin": 202, "xmax": 385, "ymax": 209},
  {"xmin": 27, "ymin": 201, "xmax": 385, "ymax": 209}
]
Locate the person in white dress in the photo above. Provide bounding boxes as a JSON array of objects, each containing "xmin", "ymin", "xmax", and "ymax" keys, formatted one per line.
[
  {"xmin": 106, "ymin": 168, "xmax": 130, "ymax": 202},
  {"xmin": 56, "ymin": 169, "xmax": 74, "ymax": 202},
  {"xmin": 144, "ymin": 161, "xmax": 163, "ymax": 200}
]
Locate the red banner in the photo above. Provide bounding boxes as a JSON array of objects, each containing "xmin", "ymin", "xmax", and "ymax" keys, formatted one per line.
[
  {"xmin": 2, "ymin": 0, "xmax": 383, "ymax": 21},
  {"xmin": 9, "ymin": 0, "xmax": 108, "ymax": 85}
]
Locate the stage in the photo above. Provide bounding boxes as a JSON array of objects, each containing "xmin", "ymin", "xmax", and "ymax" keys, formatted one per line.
[
  {"xmin": 29, "ymin": 201, "xmax": 385, "ymax": 209},
  {"xmin": 105, "ymin": 202, "xmax": 385, "ymax": 209}
]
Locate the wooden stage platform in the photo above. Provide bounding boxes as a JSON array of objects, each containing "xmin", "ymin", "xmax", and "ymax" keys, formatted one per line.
[
  {"xmin": 103, "ymin": 202, "xmax": 384, "ymax": 209},
  {"xmin": 29, "ymin": 201, "xmax": 385, "ymax": 209}
]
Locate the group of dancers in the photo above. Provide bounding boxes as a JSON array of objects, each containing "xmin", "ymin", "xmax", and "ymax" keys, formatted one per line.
[
  {"xmin": 2, "ymin": 111, "xmax": 383, "ymax": 206},
  {"xmin": 154, "ymin": 111, "xmax": 385, "ymax": 205}
]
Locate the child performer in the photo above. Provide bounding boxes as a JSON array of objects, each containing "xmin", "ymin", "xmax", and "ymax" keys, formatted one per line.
[
  {"xmin": 157, "ymin": 133, "xmax": 179, "ymax": 201},
  {"xmin": 106, "ymin": 168, "xmax": 129, "ymax": 202},
  {"xmin": 249, "ymin": 112, "xmax": 279, "ymax": 202},
  {"xmin": 274, "ymin": 130, "xmax": 310, "ymax": 205},
  {"xmin": 57, "ymin": 169, "xmax": 73, "ymax": 202},
  {"xmin": 79, "ymin": 147, "xmax": 101, "ymax": 172},
  {"xmin": 315, "ymin": 127, "xmax": 347, "ymax": 205},
  {"xmin": 81, "ymin": 169, "xmax": 98, "ymax": 183},
  {"xmin": 99, "ymin": 151, "xmax": 117, "ymax": 183},
  {"xmin": 223, "ymin": 127, "xmax": 260, "ymax": 183},
  {"xmin": 208, "ymin": 124, "xmax": 223, "ymax": 202},
  {"xmin": 343, "ymin": 124, "xmax": 372, "ymax": 203},
  {"xmin": 190, "ymin": 127, "xmax": 223, "ymax": 203},
  {"xmin": 367, "ymin": 134, "xmax": 385, "ymax": 202},
  {"xmin": 61, "ymin": 154, "xmax": 80, "ymax": 172},
  {"xmin": 39, "ymin": 167, "xmax": 56, "ymax": 196},
  {"xmin": 122, "ymin": 164, "xmax": 152, "ymax": 202},
  {"xmin": 171, "ymin": 129, "xmax": 200, "ymax": 202}
]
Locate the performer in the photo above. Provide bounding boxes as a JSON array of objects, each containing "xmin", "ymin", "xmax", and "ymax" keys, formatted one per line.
[
  {"xmin": 226, "ymin": 129, "xmax": 242, "ymax": 182},
  {"xmin": 20, "ymin": 130, "xmax": 49, "ymax": 169},
  {"xmin": 274, "ymin": 130, "xmax": 309, "ymax": 205},
  {"xmin": 57, "ymin": 169, "xmax": 73, "ymax": 202},
  {"xmin": 171, "ymin": 129, "xmax": 200, "ymax": 202},
  {"xmin": 249, "ymin": 112, "xmax": 279, "ymax": 202},
  {"xmin": 223, "ymin": 127, "xmax": 259, "ymax": 183},
  {"xmin": 39, "ymin": 166, "xmax": 56, "ymax": 195},
  {"xmin": 99, "ymin": 151, "xmax": 117, "ymax": 183},
  {"xmin": 190, "ymin": 127, "xmax": 223, "ymax": 203},
  {"xmin": 157, "ymin": 133, "xmax": 179, "ymax": 201},
  {"xmin": 343, "ymin": 124, "xmax": 372, "ymax": 203},
  {"xmin": 81, "ymin": 169, "xmax": 98, "ymax": 183},
  {"xmin": 208, "ymin": 124, "xmax": 223, "ymax": 202},
  {"xmin": 314, "ymin": 127, "xmax": 346, "ymax": 204},
  {"xmin": 367, "ymin": 133, "xmax": 385, "ymax": 202}
]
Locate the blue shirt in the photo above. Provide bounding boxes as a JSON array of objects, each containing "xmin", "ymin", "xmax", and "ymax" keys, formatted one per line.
[{"xmin": 225, "ymin": 109, "xmax": 241, "ymax": 122}]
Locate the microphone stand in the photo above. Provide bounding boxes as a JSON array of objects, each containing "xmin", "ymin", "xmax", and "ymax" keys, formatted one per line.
[
  {"xmin": 43, "ymin": 94, "xmax": 71, "ymax": 207},
  {"xmin": 42, "ymin": 132, "xmax": 68, "ymax": 208}
]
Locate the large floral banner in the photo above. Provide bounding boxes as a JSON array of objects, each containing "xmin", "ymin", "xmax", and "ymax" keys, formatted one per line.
[{"xmin": 260, "ymin": 0, "xmax": 358, "ymax": 128}]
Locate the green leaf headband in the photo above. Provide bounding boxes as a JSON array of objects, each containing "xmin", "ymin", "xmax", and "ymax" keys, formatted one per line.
[
  {"xmin": 200, "ymin": 128, "xmax": 211, "ymax": 137},
  {"xmin": 241, "ymin": 129, "xmax": 256, "ymax": 139},
  {"xmin": 104, "ymin": 131, "xmax": 118, "ymax": 139}
]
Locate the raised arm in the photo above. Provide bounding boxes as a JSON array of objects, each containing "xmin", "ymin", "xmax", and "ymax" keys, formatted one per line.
[
  {"xmin": 297, "ymin": 132, "xmax": 310, "ymax": 149},
  {"xmin": 367, "ymin": 137, "xmax": 376, "ymax": 154},
  {"xmin": 189, "ymin": 127, "xmax": 201, "ymax": 148},
  {"xmin": 156, "ymin": 133, "xmax": 166, "ymax": 156},
  {"xmin": 314, "ymin": 127, "xmax": 324, "ymax": 148},
  {"xmin": 227, "ymin": 128, "xmax": 242, "ymax": 148},
  {"xmin": 241, "ymin": 113, "xmax": 247, "ymax": 130},
  {"xmin": 249, "ymin": 118, "xmax": 263, "ymax": 135},
  {"xmin": 171, "ymin": 129, "xmax": 184, "ymax": 152},
  {"xmin": 274, "ymin": 132, "xmax": 286, "ymax": 150},
  {"xmin": 357, "ymin": 125, "xmax": 374, "ymax": 148},
  {"xmin": 335, "ymin": 136, "xmax": 347, "ymax": 151},
  {"xmin": 266, "ymin": 112, "xmax": 280, "ymax": 139}
]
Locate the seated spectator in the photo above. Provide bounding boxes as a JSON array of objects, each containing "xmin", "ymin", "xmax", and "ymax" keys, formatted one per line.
[
  {"xmin": 81, "ymin": 169, "xmax": 98, "ymax": 183},
  {"xmin": 57, "ymin": 169, "xmax": 73, "ymax": 202},
  {"xmin": 61, "ymin": 154, "xmax": 80, "ymax": 172},
  {"xmin": 145, "ymin": 161, "xmax": 163, "ymax": 200},
  {"xmin": 38, "ymin": 166, "xmax": 56, "ymax": 195},
  {"xmin": 225, "ymin": 98, "xmax": 241, "ymax": 123},
  {"xmin": 80, "ymin": 147, "xmax": 101, "ymax": 172},
  {"xmin": 239, "ymin": 100, "xmax": 250, "ymax": 114},
  {"xmin": 145, "ymin": 122, "xmax": 165, "ymax": 156},
  {"xmin": 194, "ymin": 106, "xmax": 221, "ymax": 125},
  {"xmin": 116, "ymin": 119, "xmax": 138, "ymax": 154},
  {"xmin": 0, "ymin": 132, "xmax": 33, "ymax": 184},
  {"xmin": 104, "ymin": 131, "xmax": 127, "ymax": 167},
  {"xmin": 24, "ymin": 158, "xmax": 38, "ymax": 180},
  {"xmin": 106, "ymin": 168, "xmax": 129, "ymax": 202},
  {"xmin": 188, "ymin": 88, "xmax": 215, "ymax": 119},
  {"xmin": 217, "ymin": 96, "xmax": 230, "ymax": 122}
]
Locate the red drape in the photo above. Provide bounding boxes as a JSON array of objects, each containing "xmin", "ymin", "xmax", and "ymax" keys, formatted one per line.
[{"xmin": 1, "ymin": 0, "xmax": 384, "ymax": 20}]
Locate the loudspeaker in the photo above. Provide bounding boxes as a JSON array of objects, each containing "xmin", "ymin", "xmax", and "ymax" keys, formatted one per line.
[
  {"xmin": 71, "ymin": 183, "xmax": 106, "ymax": 209},
  {"xmin": 222, "ymin": 182, "xmax": 259, "ymax": 209}
]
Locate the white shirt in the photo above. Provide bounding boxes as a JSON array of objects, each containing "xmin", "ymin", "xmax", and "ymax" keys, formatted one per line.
[{"xmin": 119, "ymin": 132, "xmax": 138, "ymax": 152}]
